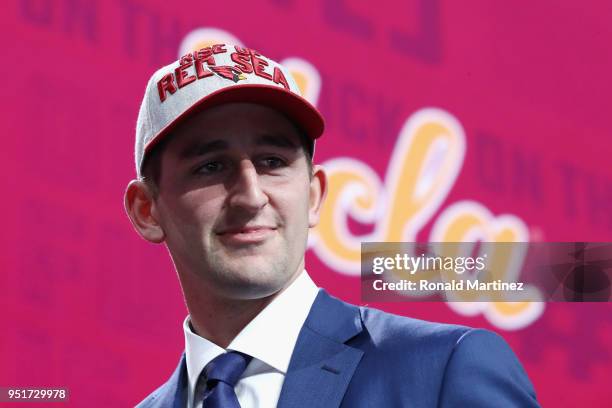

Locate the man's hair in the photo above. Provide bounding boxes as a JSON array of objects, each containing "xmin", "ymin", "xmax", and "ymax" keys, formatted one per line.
[{"xmin": 141, "ymin": 125, "xmax": 314, "ymax": 195}]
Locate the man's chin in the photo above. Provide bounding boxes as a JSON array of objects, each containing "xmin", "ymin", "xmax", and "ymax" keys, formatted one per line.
[
  {"xmin": 217, "ymin": 278, "xmax": 286, "ymax": 301},
  {"xmin": 210, "ymin": 261, "xmax": 289, "ymax": 298}
]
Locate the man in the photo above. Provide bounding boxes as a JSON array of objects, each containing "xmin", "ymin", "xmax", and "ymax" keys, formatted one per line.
[{"xmin": 125, "ymin": 44, "xmax": 539, "ymax": 407}]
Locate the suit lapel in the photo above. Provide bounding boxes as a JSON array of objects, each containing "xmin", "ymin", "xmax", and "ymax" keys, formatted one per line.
[{"xmin": 277, "ymin": 290, "xmax": 364, "ymax": 408}]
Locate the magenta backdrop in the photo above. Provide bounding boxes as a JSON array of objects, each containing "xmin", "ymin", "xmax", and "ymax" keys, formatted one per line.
[{"xmin": 2, "ymin": 0, "xmax": 611, "ymax": 407}]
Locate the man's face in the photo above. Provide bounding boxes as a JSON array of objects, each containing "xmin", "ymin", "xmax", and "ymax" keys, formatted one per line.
[{"xmin": 149, "ymin": 103, "xmax": 324, "ymax": 301}]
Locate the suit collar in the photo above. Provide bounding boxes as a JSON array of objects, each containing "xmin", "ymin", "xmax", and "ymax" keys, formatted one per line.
[
  {"xmin": 302, "ymin": 289, "xmax": 363, "ymax": 344},
  {"xmin": 276, "ymin": 290, "xmax": 364, "ymax": 408}
]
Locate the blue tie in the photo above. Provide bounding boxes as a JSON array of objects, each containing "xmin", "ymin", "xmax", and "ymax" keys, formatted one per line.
[{"xmin": 202, "ymin": 351, "xmax": 252, "ymax": 408}]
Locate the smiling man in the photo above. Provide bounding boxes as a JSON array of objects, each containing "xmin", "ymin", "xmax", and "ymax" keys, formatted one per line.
[{"xmin": 125, "ymin": 44, "xmax": 539, "ymax": 408}]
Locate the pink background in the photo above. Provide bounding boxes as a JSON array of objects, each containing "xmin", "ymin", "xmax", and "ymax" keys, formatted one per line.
[{"xmin": 2, "ymin": 0, "xmax": 611, "ymax": 406}]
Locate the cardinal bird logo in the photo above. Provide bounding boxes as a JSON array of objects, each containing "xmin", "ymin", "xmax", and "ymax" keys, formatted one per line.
[{"xmin": 209, "ymin": 65, "xmax": 247, "ymax": 82}]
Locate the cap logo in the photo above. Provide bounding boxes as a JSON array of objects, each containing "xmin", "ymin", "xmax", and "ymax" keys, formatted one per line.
[
  {"xmin": 156, "ymin": 44, "xmax": 291, "ymax": 103},
  {"xmin": 209, "ymin": 65, "xmax": 247, "ymax": 82}
]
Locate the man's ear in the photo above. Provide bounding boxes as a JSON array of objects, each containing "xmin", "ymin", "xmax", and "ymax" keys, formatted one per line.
[
  {"xmin": 308, "ymin": 164, "xmax": 328, "ymax": 228},
  {"xmin": 124, "ymin": 180, "xmax": 165, "ymax": 243}
]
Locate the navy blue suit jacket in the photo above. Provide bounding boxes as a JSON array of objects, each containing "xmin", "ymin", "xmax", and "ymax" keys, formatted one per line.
[{"xmin": 137, "ymin": 290, "xmax": 539, "ymax": 407}]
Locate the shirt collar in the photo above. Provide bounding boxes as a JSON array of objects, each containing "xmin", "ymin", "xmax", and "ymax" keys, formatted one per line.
[{"xmin": 183, "ymin": 270, "xmax": 319, "ymax": 393}]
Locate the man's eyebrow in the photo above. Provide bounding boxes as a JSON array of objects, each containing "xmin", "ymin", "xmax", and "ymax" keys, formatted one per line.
[
  {"xmin": 178, "ymin": 139, "xmax": 229, "ymax": 159},
  {"xmin": 255, "ymin": 134, "xmax": 299, "ymax": 149},
  {"xmin": 177, "ymin": 134, "xmax": 299, "ymax": 159}
]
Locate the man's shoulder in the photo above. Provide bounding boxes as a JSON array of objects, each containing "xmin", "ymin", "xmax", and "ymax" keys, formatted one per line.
[
  {"xmin": 353, "ymin": 303, "xmax": 478, "ymax": 363},
  {"xmin": 135, "ymin": 382, "xmax": 168, "ymax": 408},
  {"xmin": 343, "ymin": 302, "xmax": 538, "ymax": 405},
  {"xmin": 360, "ymin": 304, "xmax": 521, "ymax": 362},
  {"xmin": 134, "ymin": 354, "xmax": 186, "ymax": 408},
  {"xmin": 359, "ymin": 304, "xmax": 471, "ymax": 340},
  {"xmin": 314, "ymin": 290, "xmax": 496, "ymax": 360}
]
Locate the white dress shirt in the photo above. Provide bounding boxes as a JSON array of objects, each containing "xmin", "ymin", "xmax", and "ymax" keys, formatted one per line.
[{"xmin": 183, "ymin": 270, "xmax": 319, "ymax": 408}]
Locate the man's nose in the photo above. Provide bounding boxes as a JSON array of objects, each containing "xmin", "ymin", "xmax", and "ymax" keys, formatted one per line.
[{"xmin": 227, "ymin": 160, "xmax": 269, "ymax": 212}]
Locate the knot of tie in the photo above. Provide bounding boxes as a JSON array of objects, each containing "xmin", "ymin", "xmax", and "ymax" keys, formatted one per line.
[
  {"xmin": 204, "ymin": 351, "xmax": 252, "ymax": 388},
  {"xmin": 201, "ymin": 351, "xmax": 252, "ymax": 408}
]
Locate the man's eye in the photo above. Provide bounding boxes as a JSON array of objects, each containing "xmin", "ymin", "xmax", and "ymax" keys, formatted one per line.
[
  {"xmin": 195, "ymin": 161, "xmax": 224, "ymax": 174},
  {"xmin": 259, "ymin": 157, "xmax": 286, "ymax": 169}
]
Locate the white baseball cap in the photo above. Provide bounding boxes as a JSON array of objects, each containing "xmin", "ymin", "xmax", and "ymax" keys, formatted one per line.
[{"xmin": 134, "ymin": 44, "xmax": 325, "ymax": 178}]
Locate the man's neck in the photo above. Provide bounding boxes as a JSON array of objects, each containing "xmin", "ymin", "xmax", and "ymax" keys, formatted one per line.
[
  {"xmin": 187, "ymin": 295, "xmax": 274, "ymax": 348},
  {"xmin": 178, "ymin": 268, "xmax": 303, "ymax": 348}
]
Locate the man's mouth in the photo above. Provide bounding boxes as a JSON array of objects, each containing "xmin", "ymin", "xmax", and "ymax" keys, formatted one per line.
[{"xmin": 216, "ymin": 226, "xmax": 277, "ymax": 244}]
